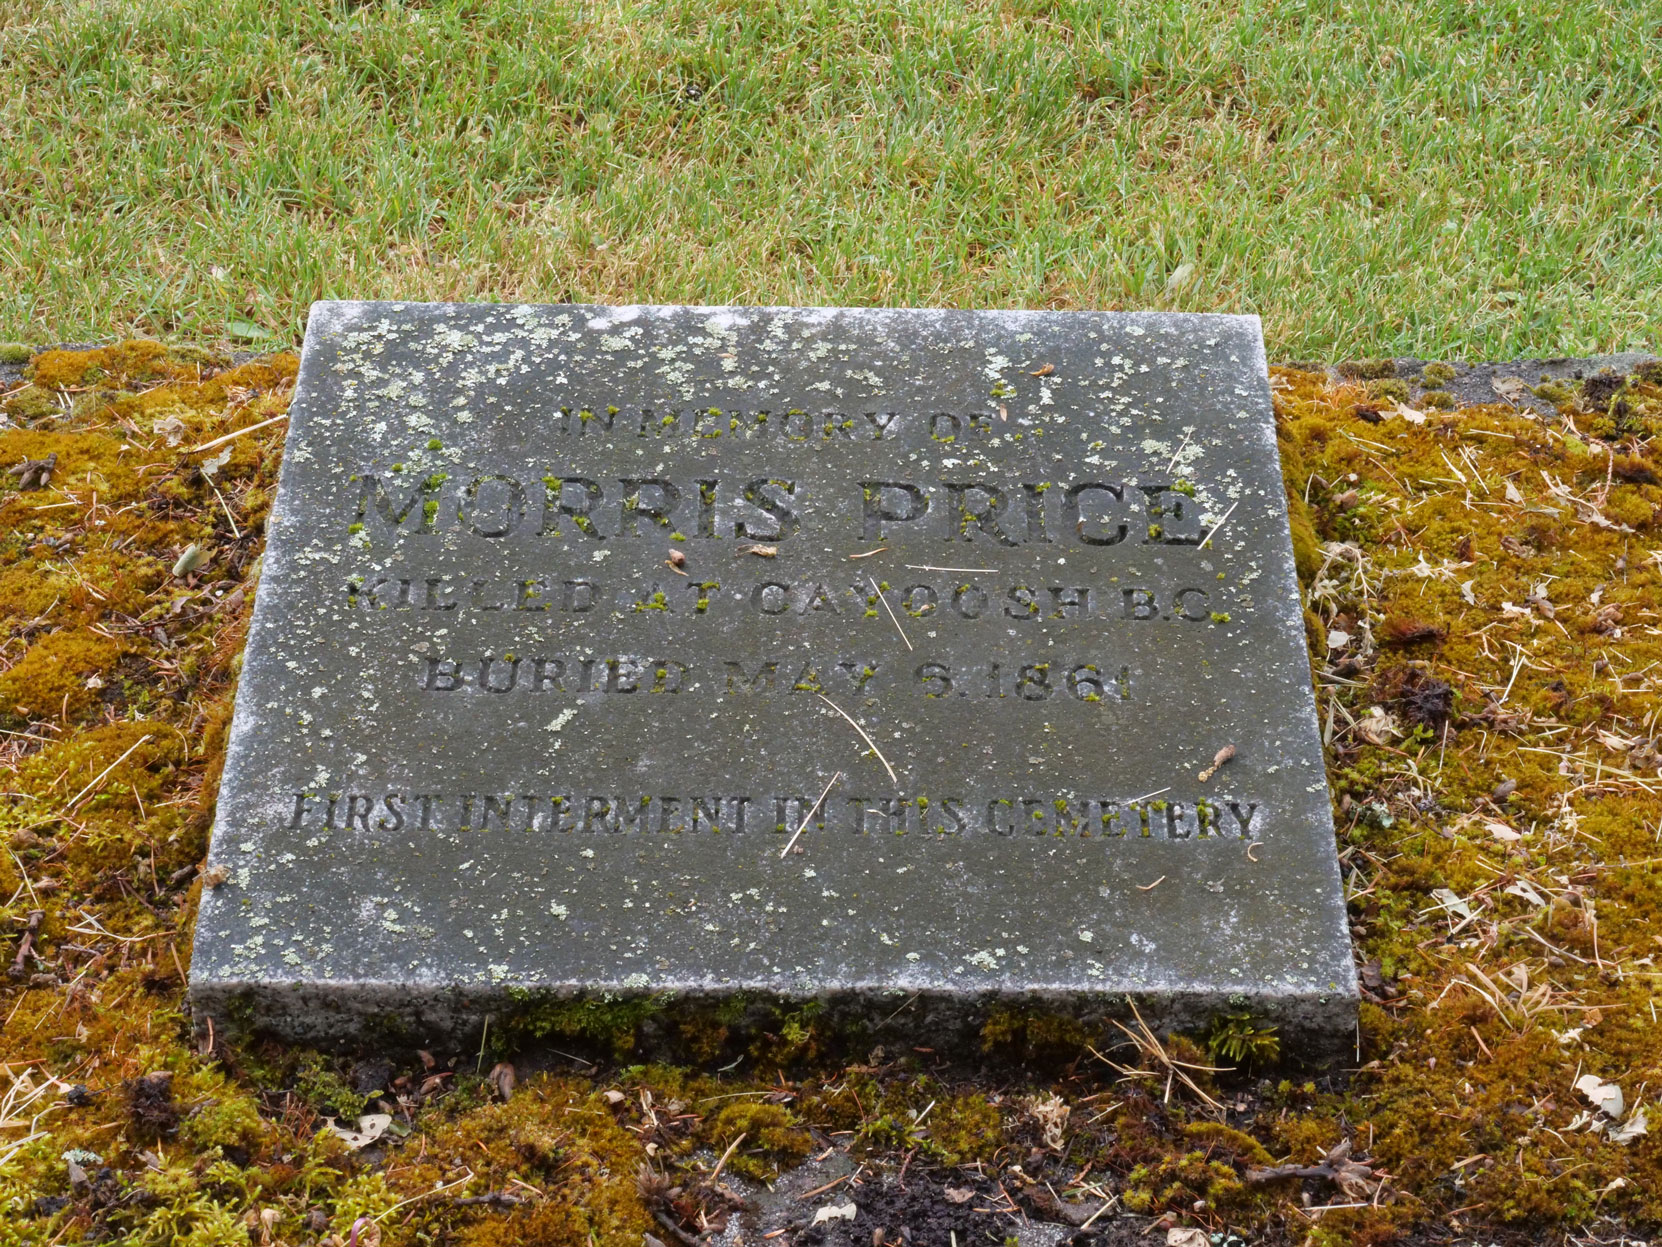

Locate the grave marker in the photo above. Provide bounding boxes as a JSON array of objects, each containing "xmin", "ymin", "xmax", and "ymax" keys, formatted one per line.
[{"xmin": 191, "ymin": 302, "xmax": 1356, "ymax": 1054}]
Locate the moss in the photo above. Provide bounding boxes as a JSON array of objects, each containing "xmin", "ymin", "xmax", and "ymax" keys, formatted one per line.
[
  {"xmin": 2, "ymin": 384, "xmax": 62, "ymax": 422},
  {"xmin": 1419, "ymin": 362, "xmax": 1456, "ymax": 386},
  {"xmin": 291, "ymin": 1052, "xmax": 368, "ymax": 1119},
  {"xmin": 676, "ymin": 1014, "xmax": 730, "ymax": 1063},
  {"xmin": 980, "ymin": 1007, "xmax": 1091, "ymax": 1064},
  {"xmin": 1122, "ymin": 1149, "xmax": 1265, "ymax": 1218},
  {"xmin": 1365, "ymin": 377, "xmax": 1410, "ymax": 403},
  {"xmin": 496, "ymin": 992, "xmax": 670, "ymax": 1058},
  {"xmin": 1338, "ymin": 357, "xmax": 1396, "ymax": 380},
  {"xmin": 0, "ymin": 630, "xmax": 123, "ymax": 723},
  {"xmin": 924, "ymin": 1093, "xmax": 1003, "ymax": 1164},
  {"xmin": 1205, "ymin": 1010, "xmax": 1281, "ymax": 1068},
  {"xmin": 701, "ymin": 1102, "xmax": 811, "ymax": 1180},
  {"xmin": 747, "ymin": 1001, "xmax": 837, "ymax": 1066},
  {"xmin": 1182, "ymin": 1121, "xmax": 1274, "ymax": 1165},
  {"xmin": 1421, "ymin": 388, "xmax": 1456, "ymax": 409},
  {"xmin": 1533, "ymin": 380, "xmax": 1575, "ymax": 405},
  {"xmin": 177, "ymin": 1083, "xmax": 269, "ymax": 1156},
  {"xmin": 10, "ymin": 345, "xmax": 1662, "ymax": 1244},
  {"xmin": 0, "ymin": 342, "xmax": 31, "ymax": 365}
]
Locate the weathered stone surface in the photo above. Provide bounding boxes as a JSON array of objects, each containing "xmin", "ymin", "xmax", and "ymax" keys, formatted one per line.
[{"xmin": 190, "ymin": 301, "xmax": 1355, "ymax": 1054}]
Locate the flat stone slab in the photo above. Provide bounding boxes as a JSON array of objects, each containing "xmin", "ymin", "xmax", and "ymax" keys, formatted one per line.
[{"xmin": 190, "ymin": 301, "xmax": 1355, "ymax": 1055}]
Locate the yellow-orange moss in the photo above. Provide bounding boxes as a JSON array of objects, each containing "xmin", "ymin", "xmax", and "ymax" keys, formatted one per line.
[
  {"xmin": 0, "ymin": 630, "xmax": 123, "ymax": 721},
  {"xmin": 395, "ymin": 1079, "xmax": 657, "ymax": 1247},
  {"xmin": 7, "ymin": 347, "xmax": 1662, "ymax": 1244},
  {"xmin": 1270, "ymin": 361, "xmax": 1662, "ymax": 1230}
]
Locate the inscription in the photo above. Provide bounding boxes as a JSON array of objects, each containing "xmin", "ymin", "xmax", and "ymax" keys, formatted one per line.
[
  {"xmin": 283, "ymin": 789, "xmax": 1261, "ymax": 839},
  {"xmin": 349, "ymin": 472, "xmax": 1214, "ymax": 546},
  {"xmin": 415, "ymin": 655, "xmax": 1131, "ymax": 701},
  {"xmin": 344, "ymin": 575, "xmax": 1219, "ymax": 624}
]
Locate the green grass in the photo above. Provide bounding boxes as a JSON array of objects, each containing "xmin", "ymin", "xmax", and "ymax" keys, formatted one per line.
[{"xmin": 0, "ymin": 0, "xmax": 1658, "ymax": 357}]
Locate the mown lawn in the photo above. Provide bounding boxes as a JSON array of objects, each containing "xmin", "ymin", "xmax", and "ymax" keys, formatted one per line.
[{"xmin": 1, "ymin": 0, "xmax": 1659, "ymax": 356}]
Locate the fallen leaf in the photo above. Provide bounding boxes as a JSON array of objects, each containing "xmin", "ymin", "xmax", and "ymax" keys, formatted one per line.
[
  {"xmin": 325, "ymin": 1113, "xmax": 392, "ymax": 1151},
  {"xmin": 1492, "ymin": 376, "xmax": 1533, "ymax": 407},
  {"xmin": 1611, "ymin": 1105, "xmax": 1649, "ymax": 1145},
  {"xmin": 1575, "ymin": 1073, "xmax": 1624, "ymax": 1120},
  {"xmin": 487, "ymin": 1062, "xmax": 516, "ymax": 1101},
  {"xmin": 942, "ymin": 1186, "xmax": 975, "ymax": 1204},
  {"xmin": 1356, "ymin": 706, "xmax": 1401, "ymax": 745},
  {"xmin": 811, "ymin": 1200, "xmax": 857, "ymax": 1225},
  {"xmin": 153, "ymin": 414, "xmax": 188, "ymax": 446},
  {"xmin": 8, "ymin": 453, "xmax": 58, "ymax": 490},
  {"xmin": 1504, "ymin": 880, "xmax": 1548, "ymax": 906},
  {"xmin": 1167, "ymin": 1229, "xmax": 1209, "ymax": 1247},
  {"xmin": 172, "ymin": 543, "xmax": 206, "ymax": 578},
  {"xmin": 1429, "ymin": 888, "xmax": 1475, "ymax": 922}
]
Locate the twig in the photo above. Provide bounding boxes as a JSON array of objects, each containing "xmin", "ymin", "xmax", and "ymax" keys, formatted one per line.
[
  {"xmin": 816, "ymin": 695, "xmax": 899, "ymax": 785},
  {"xmin": 1165, "ymin": 428, "xmax": 1195, "ymax": 473},
  {"xmin": 373, "ymin": 1169, "xmax": 476, "ymax": 1221},
  {"xmin": 1198, "ymin": 500, "xmax": 1240, "ymax": 549},
  {"xmin": 779, "ymin": 773, "xmax": 841, "ymax": 858},
  {"xmin": 869, "ymin": 577, "xmax": 913, "ymax": 651},
  {"xmin": 654, "ymin": 1210, "xmax": 702, "ymax": 1247},
  {"xmin": 846, "ymin": 547, "xmax": 888, "ymax": 559},
  {"xmin": 453, "ymin": 1192, "xmax": 527, "ymax": 1209},
  {"xmin": 63, "ymin": 734, "xmax": 152, "ymax": 814},
  {"xmin": 709, "ymin": 1131, "xmax": 746, "ymax": 1182},
  {"xmin": 1126, "ymin": 786, "xmax": 1172, "ymax": 804},
  {"xmin": 1078, "ymin": 1194, "xmax": 1117, "ymax": 1231},
  {"xmin": 187, "ymin": 413, "xmax": 288, "ymax": 454},
  {"xmin": 796, "ymin": 1173, "xmax": 851, "ymax": 1201},
  {"xmin": 9, "ymin": 911, "xmax": 45, "ymax": 980},
  {"xmin": 903, "ymin": 564, "xmax": 996, "ymax": 573},
  {"xmin": 881, "ymin": 991, "xmax": 922, "ymax": 1024},
  {"xmin": 208, "ymin": 483, "xmax": 241, "ymax": 539}
]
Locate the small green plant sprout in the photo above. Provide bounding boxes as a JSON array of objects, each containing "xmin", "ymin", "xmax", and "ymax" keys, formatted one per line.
[{"xmin": 1206, "ymin": 1013, "xmax": 1280, "ymax": 1067}]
